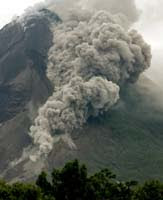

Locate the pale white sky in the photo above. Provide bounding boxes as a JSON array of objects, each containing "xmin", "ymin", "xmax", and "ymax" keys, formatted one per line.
[
  {"xmin": 135, "ymin": 0, "xmax": 163, "ymax": 50},
  {"xmin": 0, "ymin": 0, "xmax": 43, "ymax": 28},
  {"xmin": 135, "ymin": 0, "xmax": 163, "ymax": 83}
]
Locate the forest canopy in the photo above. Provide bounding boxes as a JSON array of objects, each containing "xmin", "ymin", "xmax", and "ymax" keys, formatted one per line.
[{"xmin": 0, "ymin": 160, "xmax": 162, "ymax": 200}]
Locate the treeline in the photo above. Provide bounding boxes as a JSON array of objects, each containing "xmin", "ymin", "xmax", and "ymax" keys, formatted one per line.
[{"xmin": 0, "ymin": 160, "xmax": 162, "ymax": 200}]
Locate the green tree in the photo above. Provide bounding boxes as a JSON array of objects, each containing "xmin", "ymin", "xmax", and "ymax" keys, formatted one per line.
[
  {"xmin": 110, "ymin": 181, "xmax": 137, "ymax": 200},
  {"xmin": 86, "ymin": 168, "xmax": 116, "ymax": 200},
  {"xmin": 51, "ymin": 159, "xmax": 88, "ymax": 200},
  {"xmin": 35, "ymin": 160, "xmax": 163, "ymax": 200},
  {"xmin": 11, "ymin": 182, "xmax": 41, "ymax": 200},
  {"xmin": 135, "ymin": 180, "xmax": 163, "ymax": 200},
  {"xmin": 0, "ymin": 180, "xmax": 11, "ymax": 200},
  {"xmin": 36, "ymin": 171, "xmax": 53, "ymax": 199}
]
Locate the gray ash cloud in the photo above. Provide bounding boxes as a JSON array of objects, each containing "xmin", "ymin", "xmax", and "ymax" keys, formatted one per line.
[{"xmin": 28, "ymin": 6, "xmax": 151, "ymax": 160}]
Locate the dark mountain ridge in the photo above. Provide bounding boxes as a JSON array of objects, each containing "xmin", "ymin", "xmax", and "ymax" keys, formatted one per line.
[{"xmin": 0, "ymin": 11, "xmax": 55, "ymax": 176}]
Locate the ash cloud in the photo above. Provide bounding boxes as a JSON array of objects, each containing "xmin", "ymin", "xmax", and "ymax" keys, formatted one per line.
[
  {"xmin": 28, "ymin": 7, "xmax": 151, "ymax": 160},
  {"xmin": 79, "ymin": 0, "xmax": 139, "ymax": 23},
  {"xmin": 46, "ymin": 0, "xmax": 139, "ymax": 25}
]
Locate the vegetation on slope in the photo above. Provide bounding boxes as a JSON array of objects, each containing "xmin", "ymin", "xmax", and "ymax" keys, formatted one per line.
[{"xmin": 0, "ymin": 160, "xmax": 163, "ymax": 200}]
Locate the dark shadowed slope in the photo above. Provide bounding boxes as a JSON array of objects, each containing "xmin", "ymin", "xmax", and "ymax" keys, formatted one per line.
[{"xmin": 0, "ymin": 13, "xmax": 54, "ymax": 174}]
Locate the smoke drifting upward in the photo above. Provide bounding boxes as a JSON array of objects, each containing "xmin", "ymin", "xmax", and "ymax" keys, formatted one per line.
[
  {"xmin": 27, "ymin": 3, "xmax": 151, "ymax": 161},
  {"xmin": 46, "ymin": 0, "xmax": 139, "ymax": 25},
  {"xmin": 79, "ymin": 0, "xmax": 139, "ymax": 22}
]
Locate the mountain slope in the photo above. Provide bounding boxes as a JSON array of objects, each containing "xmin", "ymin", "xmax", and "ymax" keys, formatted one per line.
[
  {"xmin": 46, "ymin": 75, "xmax": 163, "ymax": 182},
  {"xmin": 0, "ymin": 13, "xmax": 54, "ymax": 175}
]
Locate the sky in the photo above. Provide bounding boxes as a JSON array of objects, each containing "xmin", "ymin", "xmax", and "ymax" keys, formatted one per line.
[
  {"xmin": 0, "ymin": 0, "xmax": 43, "ymax": 28},
  {"xmin": 0, "ymin": 0, "xmax": 162, "ymax": 49},
  {"xmin": 135, "ymin": 0, "xmax": 163, "ymax": 50},
  {"xmin": 135, "ymin": 0, "xmax": 163, "ymax": 83},
  {"xmin": 0, "ymin": 0, "xmax": 162, "ymax": 83}
]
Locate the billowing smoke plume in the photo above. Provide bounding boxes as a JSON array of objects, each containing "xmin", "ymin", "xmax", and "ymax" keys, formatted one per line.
[{"xmin": 28, "ymin": 8, "xmax": 151, "ymax": 161}]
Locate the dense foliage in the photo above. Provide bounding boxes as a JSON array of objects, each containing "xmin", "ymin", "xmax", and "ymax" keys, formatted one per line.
[{"xmin": 0, "ymin": 160, "xmax": 162, "ymax": 200}]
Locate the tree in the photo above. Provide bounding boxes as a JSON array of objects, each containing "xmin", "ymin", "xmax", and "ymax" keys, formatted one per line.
[
  {"xmin": 0, "ymin": 180, "xmax": 11, "ymax": 200},
  {"xmin": 85, "ymin": 168, "xmax": 116, "ymax": 200},
  {"xmin": 36, "ymin": 171, "xmax": 53, "ymax": 199},
  {"xmin": 37, "ymin": 160, "xmax": 137, "ymax": 200},
  {"xmin": 10, "ymin": 182, "xmax": 41, "ymax": 200},
  {"xmin": 35, "ymin": 160, "xmax": 163, "ymax": 200},
  {"xmin": 135, "ymin": 180, "xmax": 163, "ymax": 200},
  {"xmin": 51, "ymin": 159, "xmax": 88, "ymax": 200}
]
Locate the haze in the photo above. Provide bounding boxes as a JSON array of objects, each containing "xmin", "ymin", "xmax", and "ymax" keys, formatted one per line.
[
  {"xmin": 0, "ymin": 0, "xmax": 43, "ymax": 28},
  {"xmin": 0, "ymin": 0, "xmax": 162, "ymax": 84}
]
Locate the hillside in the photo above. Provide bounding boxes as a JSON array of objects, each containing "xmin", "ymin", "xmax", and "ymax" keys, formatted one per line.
[{"xmin": 46, "ymin": 75, "xmax": 163, "ymax": 182}]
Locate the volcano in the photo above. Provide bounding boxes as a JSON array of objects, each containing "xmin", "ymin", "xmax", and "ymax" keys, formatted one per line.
[{"xmin": 0, "ymin": 9, "xmax": 163, "ymax": 182}]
